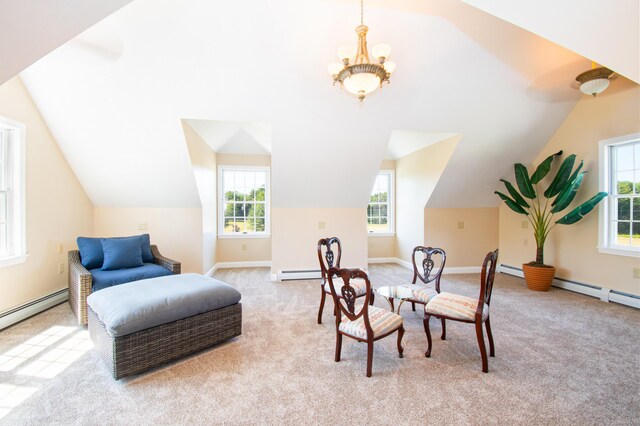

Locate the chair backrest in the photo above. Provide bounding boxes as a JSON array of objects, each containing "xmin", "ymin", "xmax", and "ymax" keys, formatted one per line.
[
  {"xmin": 317, "ymin": 237, "xmax": 342, "ymax": 284},
  {"xmin": 326, "ymin": 267, "xmax": 373, "ymax": 331},
  {"xmin": 411, "ymin": 246, "xmax": 446, "ymax": 292},
  {"xmin": 477, "ymin": 249, "xmax": 499, "ymax": 312}
]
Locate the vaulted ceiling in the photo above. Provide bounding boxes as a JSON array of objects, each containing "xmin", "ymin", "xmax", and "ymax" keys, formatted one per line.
[{"xmin": 8, "ymin": 0, "xmax": 639, "ymax": 208}]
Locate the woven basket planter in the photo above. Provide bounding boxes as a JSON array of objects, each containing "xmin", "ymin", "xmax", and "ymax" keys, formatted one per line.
[{"xmin": 522, "ymin": 264, "xmax": 556, "ymax": 291}]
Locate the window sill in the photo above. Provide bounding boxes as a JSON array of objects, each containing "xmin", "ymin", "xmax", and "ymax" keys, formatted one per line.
[
  {"xmin": 367, "ymin": 232, "xmax": 395, "ymax": 237},
  {"xmin": 598, "ymin": 246, "xmax": 640, "ymax": 258},
  {"xmin": 218, "ymin": 234, "xmax": 271, "ymax": 240},
  {"xmin": 0, "ymin": 254, "xmax": 28, "ymax": 268}
]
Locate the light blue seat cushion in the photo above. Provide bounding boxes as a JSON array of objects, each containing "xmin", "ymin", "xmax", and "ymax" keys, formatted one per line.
[
  {"xmin": 90, "ymin": 263, "xmax": 172, "ymax": 292},
  {"xmin": 87, "ymin": 273, "xmax": 242, "ymax": 337}
]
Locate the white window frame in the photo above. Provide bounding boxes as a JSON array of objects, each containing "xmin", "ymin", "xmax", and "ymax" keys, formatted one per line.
[
  {"xmin": 367, "ymin": 170, "xmax": 395, "ymax": 237},
  {"xmin": 598, "ymin": 132, "xmax": 640, "ymax": 258},
  {"xmin": 0, "ymin": 116, "xmax": 27, "ymax": 268},
  {"xmin": 217, "ymin": 165, "xmax": 270, "ymax": 239}
]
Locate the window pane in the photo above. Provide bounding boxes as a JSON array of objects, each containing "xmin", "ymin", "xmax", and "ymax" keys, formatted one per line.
[
  {"xmin": 256, "ymin": 218, "xmax": 265, "ymax": 232},
  {"xmin": 632, "ymin": 222, "xmax": 640, "ymax": 247},
  {"xmin": 224, "ymin": 203, "xmax": 233, "ymax": 218},
  {"xmin": 371, "ymin": 205, "xmax": 380, "ymax": 216},
  {"xmin": 616, "ymin": 171, "xmax": 634, "ymax": 194},
  {"xmin": 616, "ymin": 222, "xmax": 630, "ymax": 245},
  {"xmin": 380, "ymin": 217, "xmax": 388, "ymax": 225},
  {"xmin": 0, "ymin": 192, "xmax": 6, "ymax": 224},
  {"xmin": 380, "ymin": 205, "xmax": 388, "ymax": 217},
  {"xmin": 377, "ymin": 175, "xmax": 388, "ymax": 191},
  {"xmin": 224, "ymin": 190, "xmax": 235, "ymax": 201},
  {"xmin": 255, "ymin": 172, "xmax": 266, "ymax": 188},
  {"xmin": 245, "ymin": 217, "xmax": 256, "ymax": 233},
  {"xmin": 223, "ymin": 171, "xmax": 234, "ymax": 191},
  {"xmin": 370, "ymin": 193, "xmax": 379, "ymax": 203},
  {"xmin": 255, "ymin": 187, "xmax": 265, "ymax": 201},
  {"xmin": 224, "ymin": 218, "xmax": 236, "ymax": 233},
  {"xmin": 615, "ymin": 144, "xmax": 634, "ymax": 172},
  {"xmin": 617, "ymin": 198, "xmax": 630, "ymax": 220},
  {"xmin": 633, "ymin": 197, "xmax": 640, "ymax": 221},
  {"xmin": 378, "ymin": 191, "xmax": 388, "ymax": 202},
  {"xmin": 371, "ymin": 218, "xmax": 379, "ymax": 225},
  {"xmin": 255, "ymin": 203, "xmax": 265, "ymax": 217},
  {"xmin": 234, "ymin": 218, "xmax": 246, "ymax": 233}
]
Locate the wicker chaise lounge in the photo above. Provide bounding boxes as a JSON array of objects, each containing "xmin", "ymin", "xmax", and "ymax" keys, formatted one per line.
[
  {"xmin": 69, "ymin": 245, "xmax": 181, "ymax": 325},
  {"xmin": 87, "ymin": 273, "xmax": 242, "ymax": 380}
]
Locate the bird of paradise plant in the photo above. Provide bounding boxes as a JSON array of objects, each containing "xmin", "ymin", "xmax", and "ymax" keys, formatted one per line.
[{"xmin": 495, "ymin": 151, "xmax": 607, "ymax": 266}]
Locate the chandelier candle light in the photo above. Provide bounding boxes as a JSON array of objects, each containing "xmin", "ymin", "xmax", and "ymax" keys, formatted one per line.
[{"xmin": 328, "ymin": 0, "xmax": 395, "ymax": 102}]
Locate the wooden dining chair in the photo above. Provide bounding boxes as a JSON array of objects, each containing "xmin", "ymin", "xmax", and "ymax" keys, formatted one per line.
[
  {"xmin": 317, "ymin": 237, "xmax": 374, "ymax": 324},
  {"xmin": 423, "ymin": 249, "xmax": 499, "ymax": 373},
  {"xmin": 394, "ymin": 246, "xmax": 446, "ymax": 313},
  {"xmin": 326, "ymin": 267, "xmax": 404, "ymax": 377}
]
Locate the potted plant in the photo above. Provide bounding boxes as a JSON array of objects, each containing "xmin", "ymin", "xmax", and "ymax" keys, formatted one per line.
[{"xmin": 495, "ymin": 151, "xmax": 607, "ymax": 291}]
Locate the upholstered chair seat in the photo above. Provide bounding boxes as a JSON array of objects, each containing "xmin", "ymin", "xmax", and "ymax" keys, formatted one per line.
[
  {"xmin": 323, "ymin": 278, "xmax": 368, "ymax": 297},
  {"xmin": 425, "ymin": 292, "xmax": 490, "ymax": 322},
  {"xmin": 339, "ymin": 305, "xmax": 403, "ymax": 339}
]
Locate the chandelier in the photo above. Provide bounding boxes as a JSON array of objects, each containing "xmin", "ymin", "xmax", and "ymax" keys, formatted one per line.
[{"xmin": 328, "ymin": 0, "xmax": 395, "ymax": 102}]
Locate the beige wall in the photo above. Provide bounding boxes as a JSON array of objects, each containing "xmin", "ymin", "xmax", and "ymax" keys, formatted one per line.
[
  {"xmin": 395, "ymin": 136, "xmax": 460, "ymax": 263},
  {"xmin": 425, "ymin": 207, "xmax": 499, "ymax": 267},
  {"xmin": 271, "ymin": 208, "xmax": 368, "ymax": 274},
  {"xmin": 183, "ymin": 121, "xmax": 217, "ymax": 273},
  {"xmin": 94, "ymin": 207, "xmax": 202, "ymax": 274},
  {"xmin": 0, "ymin": 77, "xmax": 93, "ymax": 312},
  {"xmin": 499, "ymin": 79, "xmax": 640, "ymax": 295},
  {"xmin": 216, "ymin": 153, "xmax": 271, "ymax": 264}
]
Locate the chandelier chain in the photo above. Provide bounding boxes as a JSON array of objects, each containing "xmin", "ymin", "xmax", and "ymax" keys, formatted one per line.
[{"xmin": 360, "ymin": 0, "xmax": 364, "ymax": 25}]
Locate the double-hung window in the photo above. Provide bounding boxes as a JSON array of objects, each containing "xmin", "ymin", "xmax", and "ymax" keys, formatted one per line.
[
  {"xmin": 599, "ymin": 133, "xmax": 640, "ymax": 256},
  {"xmin": 0, "ymin": 117, "xmax": 26, "ymax": 266},
  {"xmin": 218, "ymin": 166, "xmax": 270, "ymax": 237},
  {"xmin": 367, "ymin": 170, "xmax": 395, "ymax": 235}
]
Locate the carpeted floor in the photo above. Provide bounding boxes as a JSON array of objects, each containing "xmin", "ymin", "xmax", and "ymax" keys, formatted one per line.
[{"xmin": 0, "ymin": 264, "xmax": 639, "ymax": 425}]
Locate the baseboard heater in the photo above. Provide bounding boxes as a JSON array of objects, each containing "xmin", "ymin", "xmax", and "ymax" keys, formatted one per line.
[
  {"xmin": 0, "ymin": 288, "xmax": 68, "ymax": 331},
  {"xmin": 499, "ymin": 264, "xmax": 639, "ymax": 309},
  {"xmin": 277, "ymin": 269, "xmax": 322, "ymax": 281}
]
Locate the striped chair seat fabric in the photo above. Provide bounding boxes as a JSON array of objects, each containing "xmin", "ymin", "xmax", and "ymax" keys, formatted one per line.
[{"xmin": 425, "ymin": 292, "xmax": 489, "ymax": 322}]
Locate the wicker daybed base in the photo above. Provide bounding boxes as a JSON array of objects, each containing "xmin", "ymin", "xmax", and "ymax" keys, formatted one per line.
[{"xmin": 88, "ymin": 303, "xmax": 242, "ymax": 380}]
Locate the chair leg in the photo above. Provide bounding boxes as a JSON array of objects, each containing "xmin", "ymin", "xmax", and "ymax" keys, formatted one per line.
[
  {"xmin": 411, "ymin": 302, "xmax": 416, "ymax": 312},
  {"xmin": 370, "ymin": 290, "xmax": 375, "ymax": 305},
  {"xmin": 423, "ymin": 314, "xmax": 433, "ymax": 357},
  {"xmin": 317, "ymin": 290, "xmax": 326, "ymax": 324},
  {"xmin": 335, "ymin": 333, "xmax": 342, "ymax": 362},
  {"xmin": 475, "ymin": 321, "xmax": 489, "ymax": 373},
  {"xmin": 389, "ymin": 298, "xmax": 395, "ymax": 313},
  {"xmin": 485, "ymin": 317, "xmax": 495, "ymax": 357},
  {"xmin": 397, "ymin": 326, "xmax": 404, "ymax": 358},
  {"xmin": 366, "ymin": 340, "xmax": 374, "ymax": 377},
  {"xmin": 441, "ymin": 318, "xmax": 446, "ymax": 340}
]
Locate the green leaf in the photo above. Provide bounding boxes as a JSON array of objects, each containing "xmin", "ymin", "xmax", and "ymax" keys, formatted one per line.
[
  {"xmin": 550, "ymin": 172, "xmax": 586, "ymax": 213},
  {"xmin": 544, "ymin": 154, "xmax": 576, "ymax": 198},
  {"xmin": 500, "ymin": 179, "xmax": 530, "ymax": 208},
  {"xmin": 495, "ymin": 191, "xmax": 529, "ymax": 215},
  {"xmin": 514, "ymin": 164, "xmax": 536, "ymax": 199},
  {"xmin": 530, "ymin": 150, "xmax": 562, "ymax": 184},
  {"xmin": 555, "ymin": 192, "xmax": 607, "ymax": 225},
  {"xmin": 552, "ymin": 161, "xmax": 584, "ymax": 206}
]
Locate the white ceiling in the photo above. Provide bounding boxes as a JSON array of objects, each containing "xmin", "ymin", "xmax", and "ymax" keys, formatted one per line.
[
  {"xmin": 0, "ymin": 0, "xmax": 133, "ymax": 85},
  {"xmin": 186, "ymin": 120, "xmax": 271, "ymax": 155},
  {"xmin": 14, "ymin": 0, "xmax": 638, "ymax": 208}
]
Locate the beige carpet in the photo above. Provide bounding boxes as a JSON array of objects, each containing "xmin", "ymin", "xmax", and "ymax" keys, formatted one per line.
[{"xmin": 0, "ymin": 264, "xmax": 639, "ymax": 425}]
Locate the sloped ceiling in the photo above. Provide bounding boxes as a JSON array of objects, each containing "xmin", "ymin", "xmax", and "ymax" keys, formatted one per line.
[
  {"xmin": 0, "ymin": 0, "xmax": 133, "ymax": 85},
  {"xmin": 15, "ymin": 0, "xmax": 635, "ymax": 208},
  {"xmin": 461, "ymin": 0, "xmax": 640, "ymax": 83}
]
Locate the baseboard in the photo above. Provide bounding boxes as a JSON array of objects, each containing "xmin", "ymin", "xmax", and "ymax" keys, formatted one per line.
[
  {"xmin": 0, "ymin": 288, "xmax": 68, "ymax": 331},
  {"xmin": 498, "ymin": 264, "xmax": 640, "ymax": 309},
  {"xmin": 211, "ymin": 261, "xmax": 271, "ymax": 274}
]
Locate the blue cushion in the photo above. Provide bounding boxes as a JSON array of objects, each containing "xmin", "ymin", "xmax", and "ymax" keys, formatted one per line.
[
  {"xmin": 87, "ymin": 273, "xmax": 242, "ymax": 337},
  {"xmin": 90, "ymin": 263, "xmax": 173, "ymax": 292},
  {"xmin": 139, "ymin": 233, "xmax": 153, "ymax": 263},
  {"xmin": 77, "ymin": 237, "xmax": 104, "ymax": 270},
  {"xmin": 101, "ymin": 236, "xmax": 143, "ymax": 270}
]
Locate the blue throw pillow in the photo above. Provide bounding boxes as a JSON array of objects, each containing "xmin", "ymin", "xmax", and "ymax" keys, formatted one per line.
[
  {"xmin": 101, "ymin": 236, "xmax": 143, "ymax": 270},
  {"xmin": 139, "ymin": 233, "xmax": 154, "ymax": 263},
  {"xmin": 77, "ymin": 237, "xmax": 104, "ymax": 270}
]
